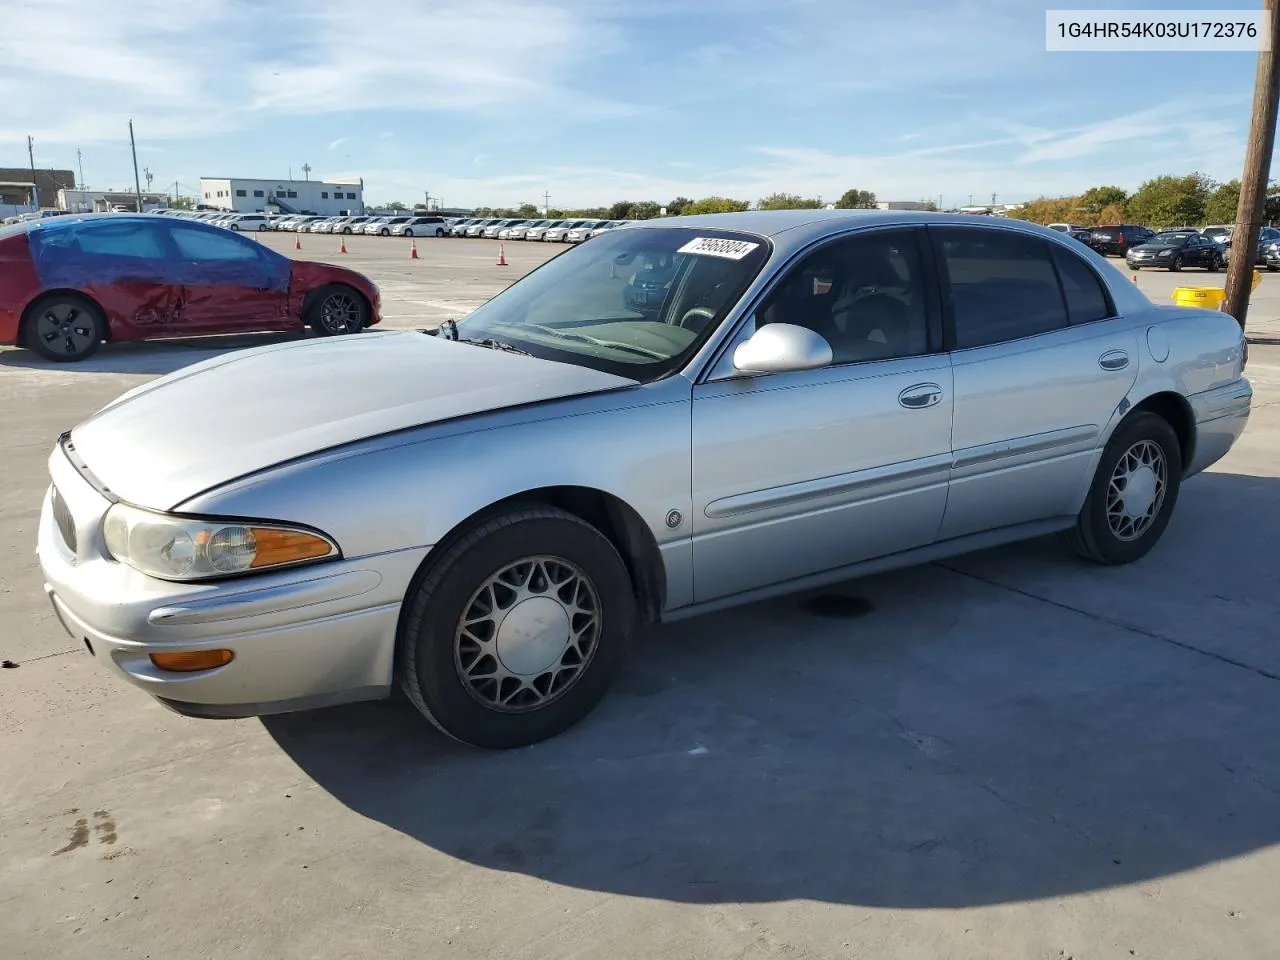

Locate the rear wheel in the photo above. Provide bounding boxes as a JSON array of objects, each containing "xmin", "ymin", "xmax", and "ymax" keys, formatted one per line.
[
  {"xmin": 1207, "ymin": 254, "xmax": 1221, "ymax": 272},
  {"xmin": 24, "ymin": 293, "xmax": 105, "ymax": 363},
  {"xmin": 307, "ymin": 284, "xmax": 368, "ymax": 336},
  {"xmin": 1059, "ymin": 412, "xmax": 1182, "ymax": 565},
  {"xmin": 435, "ymin": 228, "xmax": 445, "ymax": 237},
  {"xmin": 398, "ymin": 507, "xmax": 637, "ymax": 749}
]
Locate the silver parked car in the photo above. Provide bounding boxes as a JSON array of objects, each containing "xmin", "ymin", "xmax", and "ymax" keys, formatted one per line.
[{"xmin": 35, "ymin": 211, "xmax": 1252, "ymax": 749}]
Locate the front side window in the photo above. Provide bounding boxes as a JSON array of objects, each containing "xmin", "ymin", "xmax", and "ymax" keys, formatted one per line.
[
  {"xmin": 757, "ymin": 228, "xmax": 932, "ymax": 364},
  {"xmin": 456, "ymin": 227, "xmax": 769, "ymax": 381},
  {"xmin": 935, "ymin": 228, "xmax": 1069, "ymax": 349},
  {"xmin": 169, "ymin": 225, "xmax": 262, "ymax": 261}
]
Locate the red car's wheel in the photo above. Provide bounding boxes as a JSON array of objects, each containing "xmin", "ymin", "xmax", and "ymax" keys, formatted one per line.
[
  {"xmin": 24, "ymin": 293, "xmax": 105, "ymax": 363},
  {"xmin": 307, "ymin": 284, "xmax": 368, "ymax": 336}
]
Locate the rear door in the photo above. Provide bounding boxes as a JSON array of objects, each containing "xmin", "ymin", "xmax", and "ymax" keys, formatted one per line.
[
  {"xmin": 932, "ymin": 226, "xmax": 1139, "ymax": 540},
  {"xmin": 166, "ymin": 222, "xmax": 290, "ymax": 331}
]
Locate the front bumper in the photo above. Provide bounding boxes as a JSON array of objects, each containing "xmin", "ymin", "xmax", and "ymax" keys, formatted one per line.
[{"xmin": 36, "ymin": 444, "xmax": 429, "ymax": 718}]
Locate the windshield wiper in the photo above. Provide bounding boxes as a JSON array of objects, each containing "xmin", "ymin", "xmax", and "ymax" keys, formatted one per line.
[
  {"xmin": 513, "ymin": 322, "xmax": 669, "ymax": 360},
  {"xmin": 433, "ymin": 319, "xmax": 531, "ymax": 355}
]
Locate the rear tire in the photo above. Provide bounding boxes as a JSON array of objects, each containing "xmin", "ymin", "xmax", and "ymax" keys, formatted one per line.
[
  {"xmin": 1059, "ymin": 412, "xmax": 1182, "ymax": 565},
  {"xmin": 435, "ymin": 228, "xmax": 445, "ymax": 237},
  {"xmin": 307, "ymin": 284, "xmax": 368, "ymax": 336},
  {"xmin": 24, "ymin": 293, "xmax": 105, "ymax": 363},
  {"xmin": 397, "ymin": 507, "xmax": 637, "ymax": 749}
]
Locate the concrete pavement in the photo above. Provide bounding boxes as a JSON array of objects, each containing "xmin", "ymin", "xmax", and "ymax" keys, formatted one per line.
[{"xmin": 1, "ymin": 237, "xmax": 1278, "ymax": 960}]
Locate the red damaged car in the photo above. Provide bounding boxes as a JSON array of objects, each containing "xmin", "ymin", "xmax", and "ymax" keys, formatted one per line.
[{"xmin": 0, "ymin": 214, "xmax": 380, "ymax": 362}]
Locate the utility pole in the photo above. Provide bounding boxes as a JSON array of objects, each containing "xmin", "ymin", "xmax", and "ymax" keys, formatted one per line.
[
  {"xmin": 27, "ymin": 135, "xmax": 39, "ymax": 209},
  {"xmin": 173, "ymin": 180, "xmax": 179, "ymax": 203},
  {"xmin": 938, "ymin": 193, "xmax": 943, "ymax": 211},
  {"xmin": 76, "ymin": 148, "xmax": 85, "ymax": 190},
  {"xmin": 967, "ymin": 193, "xmax": 974, "ymax": 206},
  {"xmin": 991, "ymin": 192, "xmax": 998, "ymax": 207},
  {"xmin": 543, "ymin": 191, "xmax": 551, "ymax": 215},
  {"xmin": 128, "ymin": 119, "xmax": 143, "ymax": 212},
  {"xmin": 1224, "ymin": 0, "xmax": 1280, "ymax": 329},
  {"xmin": 302, "ymin": 163, "xmax": 311, "ymax": 181}
]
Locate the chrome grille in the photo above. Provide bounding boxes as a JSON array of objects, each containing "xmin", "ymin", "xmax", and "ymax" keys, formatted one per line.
[{"xmin": 51, "ymin": 486, "xmax": 77, "ymax": 553}]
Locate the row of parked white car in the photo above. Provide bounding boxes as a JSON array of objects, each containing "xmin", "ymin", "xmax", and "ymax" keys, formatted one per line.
[
  {"xmin": 150, "ymin": 209, "xmax": 456, "ymax": 237},
  {"xmin": 449, "ymin": 216, "xmax": 633, "ymax": 243}
]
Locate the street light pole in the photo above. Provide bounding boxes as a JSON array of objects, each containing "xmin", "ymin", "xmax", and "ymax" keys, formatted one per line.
[
  {"xmin": 1223, "ymin": 0, "xmax": 1280, "ymax": 329},
  {"xmin": 128, "ymin": 119, "xmax": 144, "ymax": 212}
]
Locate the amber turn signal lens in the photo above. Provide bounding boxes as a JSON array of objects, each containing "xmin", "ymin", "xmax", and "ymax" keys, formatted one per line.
[
  {"xmin": 149, "ymin": 649, "xmax": 234, "ymax": 672},
  {"xmin": 248, "ymin": 528, "xmax": 334, "ymax": 568}
]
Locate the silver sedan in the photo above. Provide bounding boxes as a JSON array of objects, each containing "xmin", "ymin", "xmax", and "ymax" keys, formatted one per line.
[{"xmin": 35, "ymin": 211, "xmax": 1252, "ymax": 749}]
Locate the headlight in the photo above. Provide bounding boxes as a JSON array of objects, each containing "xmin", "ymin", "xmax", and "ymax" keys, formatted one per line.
[
  {"xmin": 1156, "ymin": 249, "xmax": 1172, "ymax": 256},
  {"xmin": 101, "ymin": 502, "xmax": 338, "ymax": 581}
]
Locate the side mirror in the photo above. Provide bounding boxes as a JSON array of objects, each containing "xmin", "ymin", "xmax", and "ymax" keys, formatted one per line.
[{"xmin": 732, "ymin": 322, "xmax": 833, "ymax": 374}]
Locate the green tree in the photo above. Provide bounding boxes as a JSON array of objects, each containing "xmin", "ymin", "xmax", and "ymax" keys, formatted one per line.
[
  {"xmin": 168, "ymin": 195, "xmax": 194, "ymax": 210},
  {"xmin": 1126, "ymin": 172, "xmax": 1214, "ymax": 228},
  {"xmin": 1006, "ymin": 196, "xmax": 1079, "ymax": 225},
  {"xmin": 757, "ymin": 192, "xmax": 822, "ymax": 210},
  {"xmin": 608, "ymin": 200, "xmax": 635, "ymax": 220},
  {"xmin": 387, "ymin": 200, "xmax": 407, "ymax": 211},
  {"xmin": 1078, "ymin": 185, "xmax": 1128, "ymax": 216},
  {"xmin": 835, "ymin": 188, "xmax": 877, "ymax": 209},
  {"xmin": 1203, "ymin": 180, "xmax": 1240, "ymax": 225},
  {"xmin": 1266, "ymin": 182, "xmax": 1280, "ymax": 224},
  {"xmin": 682, "ymin": 196, "xmax": 750, "ymax": 215},
  {"xmin": 516, "ymin": 203, "xmax": 538, "ymax": 218},
  {"xmin": 666, "ymin": 196, "xmax": 692, "ymax": 216},
  {"xmin": 628, "ymin": 201, "xmax": 662, "ymax": 220}
]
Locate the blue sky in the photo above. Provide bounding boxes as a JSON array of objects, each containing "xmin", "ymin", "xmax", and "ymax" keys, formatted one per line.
[{"xmin": 0, "ymin": 0, "xmax": 1266, "ymax": 208}]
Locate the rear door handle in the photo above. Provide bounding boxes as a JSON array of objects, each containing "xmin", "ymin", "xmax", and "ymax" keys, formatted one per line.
[
  {"xmin": 1099, "ymin": 350, "xmax": 1130, "ymax": 371},
  {"xmin": 898, "ymin": 383, "xmax": 943, "ymax": 409}
]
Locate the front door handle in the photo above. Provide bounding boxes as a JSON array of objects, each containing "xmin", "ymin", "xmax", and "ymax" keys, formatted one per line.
[
  {"xmin": 1099, "ymin": 350, "xmax": 1130, "ymax": 371},
  {"xmin": 898, "ymin": 382, "xmax": 943, "ymax": 409}
]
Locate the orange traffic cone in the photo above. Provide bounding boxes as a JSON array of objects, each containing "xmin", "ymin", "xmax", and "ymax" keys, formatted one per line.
[
  {"xmin": 496, "ymin": 243, "xmax": 508, "ymax": 266},
  {"xmin": 409, "ymin": 239, "xmax": 419, "ymax": 259},
  {"xmin": 1131, "ymin": 274, "xmax": 1138, "ymax": 284},
  {"xmin": 338, "ymin": 237, "xmax": 348, "ymax": 254},
  {"xmin": 294, "ymin": 234, "xmax": 301, "ymax": 250}
]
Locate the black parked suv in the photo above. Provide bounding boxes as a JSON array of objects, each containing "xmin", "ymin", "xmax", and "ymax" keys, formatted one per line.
[{"xmin": 1088, "ymin": 224, "xmax": 1155, "ymax": 256}]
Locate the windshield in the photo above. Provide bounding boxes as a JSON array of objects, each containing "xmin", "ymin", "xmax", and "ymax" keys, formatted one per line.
[
  {"xmin": 455, "ymin": 226, "xmax": 770, "ymax": 381},
  {"xmin": 1149, "ymin": 234, "xmax": 1188, "ymax": 246},
  {"xmin": 1203, "ymin": 227, "xmax": 1231, "ymax": 238}
]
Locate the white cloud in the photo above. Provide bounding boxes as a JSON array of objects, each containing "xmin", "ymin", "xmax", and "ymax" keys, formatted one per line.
[{"xmin": 327, "ymin": 137, "xmax": 350, "ymax": 152}]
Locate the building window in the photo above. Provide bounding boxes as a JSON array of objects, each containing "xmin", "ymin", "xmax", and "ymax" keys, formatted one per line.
[
  {"xmin": 253, "ymin": 189, "xmax": 264, "ymax": 197},
  {"xmin": 287, "ymin": 190, "xmax": 297, "ymax": 198},
  {"xmin": 346, "ymin": 192, "xmax": 356, "ymax": 200},
  {"xmin": 236, "ymin": 189, "xmax": 247, "ymax": 197},
  {"xmin": 321, "ymin": 191, "xmax": 328, "ymax": 199},
  {"xmin": 204, "ymin": 192, "xmax": 210, "ymax": 199}
]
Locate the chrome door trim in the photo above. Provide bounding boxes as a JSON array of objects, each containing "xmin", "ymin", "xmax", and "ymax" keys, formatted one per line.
[
  {"xmin": 950, "ymin": 424, "xmax": 1099, "ymax": 472},
  {"xmin": 703, "ymin": 452, "xmax": 952, "ymax": 519}
]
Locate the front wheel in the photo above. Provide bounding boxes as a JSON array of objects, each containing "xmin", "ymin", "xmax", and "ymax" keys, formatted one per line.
[
  {"xmin": 403, "ymin": 229, "xmax": 414, "ymax": 237},
  {"xmin": 1059, "ymin": 412, "xmax": 1182, "ymax": 565},
  {"xmin": 24, "ymin": 293, "xmax": 105, "ymax": 362},
  {"xmin": 1169, "ymin": 255, "xmax": 1183, "ymax": 272},
  {"xmin": 380, "ymin": 228, "xmax": 390, "ymax": 236},
  {"xmin": 307, "ymin": 284, "xmax": 368, "ymax": 335},
  {"xmin": 1207, "ymin": 255, "xmax": 1221, "ymax": 272},
  {"xmin": 229, "ymin": 224, "xmax": 240, "ymax": 231},
  {"xmin": 397, "ymin": 507, "xmax": 637, "ymax": 749},
  {"xmin": 1128, "ymin": 265, "xmax": 1139, "ymax": 272},
  {"xmin": 435, "ymin": 228, "xmax": 445, "ymax": 237}
]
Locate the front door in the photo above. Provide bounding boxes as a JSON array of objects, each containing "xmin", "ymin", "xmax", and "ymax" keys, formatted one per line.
[
  {"xmin": 58, "ymin": 218, "xmax": 183, "ymax": 337},
  {"xmin": 690, "ymin": 227, "xmax": 954, "ymax": 603},
  {"xmin": 930, "ymin": 226, "xmax": 1140, "ymax": 541},
  {"xmin": 165, "ymin": 223, "xmax": 290, "ymax": 331}
]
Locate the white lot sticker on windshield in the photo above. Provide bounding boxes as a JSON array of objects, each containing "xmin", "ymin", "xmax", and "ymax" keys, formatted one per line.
[{"xmin": 676, "ymin": 237, "xmax": 760, "ymax": 260}]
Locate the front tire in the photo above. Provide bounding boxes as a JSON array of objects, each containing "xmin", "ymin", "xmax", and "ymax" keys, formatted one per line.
[
  {"xmin": 1207, "ymin": 254, "xmax": 1221, "ymax": 272},
  {"xmin": 380, "ymin": 228, "xmax": 390, "ymax": 236},
  {"xmin": 307, "ymin": 284, "xmax": 368, "ymax": 335},
  {"xmin": 24, "ymin": 293, "xmax": 105, "ymax": 362},
  {"xmin": 435, "ymin": 228, "xmax": 445, "ymax": 237},
  {"xmin": 1169, "ymin": 255, "xmax": 1183, "ymax": 272},
  {"xmin": 398, "ymin": 507, "xmax": 637, "ymax": 749},
  {"xmin": 403, "ymin": 229, "xmax": 414, "ymax": 237},
  {"xmin": 1059, "ymin": 411, "xmax": 1182, "ymax": 565}
]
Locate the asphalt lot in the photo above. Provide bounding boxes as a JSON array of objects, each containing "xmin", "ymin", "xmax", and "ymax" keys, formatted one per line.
[{"xmin": 2, "ymin": 235, "xmax": 1279, "ymax": 959}]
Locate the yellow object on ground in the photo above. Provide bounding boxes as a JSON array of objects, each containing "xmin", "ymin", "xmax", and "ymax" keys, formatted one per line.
[
  {"xmin": 1170, "ymin": 270, "xmax": 1262, "ymax": 309},
  {"xmin": 1171, "ymin": 287, "xmax": 1226, "ymax": 309}
]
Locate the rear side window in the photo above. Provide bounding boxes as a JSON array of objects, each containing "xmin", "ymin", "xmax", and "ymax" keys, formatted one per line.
[
  {"xmin": 935, "ymin": 228, "xmax": 1068, "ymax": 349},
  {"xmin": 1051, "ymin": 245, "xmax": 1113, "ymax": 325}
]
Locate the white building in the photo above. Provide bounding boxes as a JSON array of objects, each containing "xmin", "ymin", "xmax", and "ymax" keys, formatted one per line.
[
  {"xmin": 876, "ymin": 201, "xmax": 933, "ymax": 211},
  {"xmin": 59, "ymin": 188, "xmax": 170, "ymax": 213},
  {"xmin": 199, "ymin": 176, "xmax": 364, "ymax": 215}
]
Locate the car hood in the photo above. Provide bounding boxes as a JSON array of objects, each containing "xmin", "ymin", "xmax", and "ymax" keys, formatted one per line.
[{"xmin": 68, "ymin": 330, "xmax": 638, "ymax": 510}]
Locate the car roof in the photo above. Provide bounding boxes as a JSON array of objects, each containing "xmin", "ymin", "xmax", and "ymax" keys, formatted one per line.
[{"xmin": 631, "ymin": 209, "xmax": 1129, "ymax": 258}]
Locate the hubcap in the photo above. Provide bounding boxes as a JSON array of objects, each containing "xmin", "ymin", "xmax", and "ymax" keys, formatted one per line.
[
  {"xmin": 320, "ymin": 293, "xmax": 360, "ymax": 333},
  {"xmin": 35, "ymin": 303, "xmax": 95, "ymax": 356},
  {"xmin": 455, "ymin": 556, "xmax": 600, "ymax": 713},
  {"xmin": 1106, "ymin": 440, "xmax": 1167, "ymax": 541}
]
